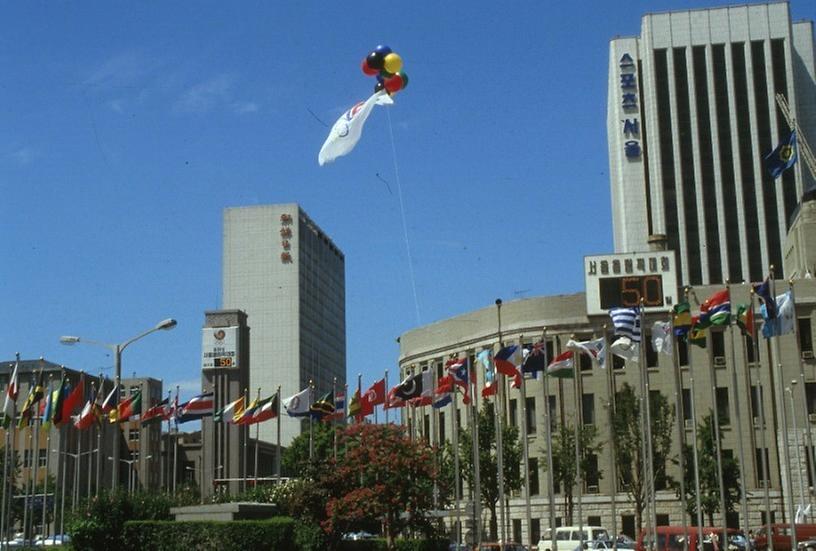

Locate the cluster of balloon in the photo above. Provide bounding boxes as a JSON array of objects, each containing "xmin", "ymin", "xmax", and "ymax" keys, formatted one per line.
[{"xmin": 361, "ymin": 45, "xmax": 409, "ymax": 95}]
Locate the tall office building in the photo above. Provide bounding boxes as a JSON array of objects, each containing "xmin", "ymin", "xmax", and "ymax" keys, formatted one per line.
[
  {"xmin": 223, "ymin": 204, "xmax": 346, "ymax": 446},
  {"xmin": 608, "ymin": 1, "xmax": 816, "ymax": 286}
]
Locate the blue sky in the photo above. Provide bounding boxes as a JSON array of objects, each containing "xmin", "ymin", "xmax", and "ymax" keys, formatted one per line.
[{"xmin": 2, "ymin": 1, "xmax": 814, "ymax": 401}]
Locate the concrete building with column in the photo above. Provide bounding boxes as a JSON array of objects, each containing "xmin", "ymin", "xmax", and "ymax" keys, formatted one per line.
[
  {"xmin": 608, "ymin": 1, "xmax": 816, "ymax": 286},
  {"xmin": 222, "ymin": 204, "xmax": 346, "ymax": 447}
]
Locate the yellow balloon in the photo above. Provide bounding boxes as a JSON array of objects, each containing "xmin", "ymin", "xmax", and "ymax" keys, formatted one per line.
[{"xmin": 383, "ymin": 53, "xmax": 403, "ymax": 74}]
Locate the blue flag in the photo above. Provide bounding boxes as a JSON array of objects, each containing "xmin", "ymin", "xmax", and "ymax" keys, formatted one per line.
[{"xmin": 765, "ymin": 130, "xmax": 797, "ymax": 179}]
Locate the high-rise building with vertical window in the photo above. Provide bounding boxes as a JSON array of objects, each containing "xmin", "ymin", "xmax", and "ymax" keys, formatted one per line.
[
  {"xmin": 223, "ymin": 204, "xmax": 346, "ymax": 446},
  {"xmin": 608, "ymin": 2, "xmax": 816, "ymax": 285}
]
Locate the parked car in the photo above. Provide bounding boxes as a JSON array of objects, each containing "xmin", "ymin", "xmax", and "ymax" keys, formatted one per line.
[
  {"xmin": 797, "ymin": 539, "xmax": 816, "ymax": 551},
  {"xmin": 637, "ymin": 526, "xmax": 740, "ymax": 551},
  {"xmin": 477, "ymin": 543, "xmax": 527, "ymax": 551},
  {"xmin": 756, "ymin": 525, "xmax": 816, "ymax": 551},
  {"xmin": 538, "ymin": 526, "xmax": 611, "ymax": 551},
  {"xmin": 34, "ymin": 534, "xmax": 71, "ymax": 547}
]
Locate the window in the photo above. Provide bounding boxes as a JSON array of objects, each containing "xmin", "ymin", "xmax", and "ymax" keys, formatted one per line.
[
  {"xmin": 531, "ymin": 519, "xmax": 541, "ymax": 546},
  {"xmin": 38, "ymin": 449, "xmax": 46, "ymax": 468},
  {"xmin": 580, "ymin": 351, "xmax": 592, "ymax": 372},
  {"xmin": 509, "ymin": 399, "xmax": 518, "ymax": 428},
  {"xmin": 745, "ymin": 335, "xmax": 756, "ymax": 363},
  {"xmin": 622, "ymin": 515, "xmax": 636, "ymax": 539},
  {"xmin": 129, "ymin": 429, "xmax": 140, "ymax": 441},
  {"xmin": 751, "ymin": 386, "xmax": 764, "ymax": 421},
  {"xmin": 131, "ymin": 450, "xmax": 140, "ymax": 461},
  {"xmin": 423, "ymin": 415, "xmax": 430, "ymax": 442},
  {"xmin": 525, "ymin": 397, "xmax": 536, "ymax": 434},
  {"xmin": 23, "ymin": 450, "xmax": 32, "ymax": 468},
  {"xmin": 712, "ymin": 331, "xmax": 725, "ymax": 363},
  {"xmin": 760, "ymin": 511, "xmax": 776, "ymax": 525},
  {"xmin": 807, "ymin": 383, "xmax": 816, "ymax": 415},
  {"xmin": 678, "ymin": 339, "xmax": 689, "ymax": 367},
  {"xmin": 613, "ymin": 355, "xmax": 626, "ymax": 370},
  {"xmin": 129, "ymin": 385, "xmax": 140, "ymax": 396},
  {"xmin": 585, "ymin": 454, "xmax": 599, "ymax": 489},
  {"xmin": 656, "ymin": 514, "xmax": 670, "ymax": 527},
  {"xmin": 757, "ymin": 448, "xmax": 771, "ymax": 485},
  {"xmin": 548, "ymin": 395, "xmax": 557, "ymax": 431},
  {"xmin": 800, "ymin": 318, "xmax": 814, "ymax": 354},
  {"xmin": 529, "ymin": 458, "xmax": 539, "ymax": 496},
  {"xmin": 439, "ymin": 411, "xmax": 446, "ymax": 444},
  {"xmin": 513, "ymin": 519, "xmax": 522, "ymax": 544},
  {"xmin": 582, "ymin": 394, "xmax": 595, "ymax": 426},
  {"xmin": 682, "ymin": 389, "xmax": 692, "ymax": 422},
  {"xmin": 716, "ymin": 387, "xmax": 730, "ymax": 426},
  {"xmin": 588, "ymin": 516, "xmax": 602, "ymax": 527}
]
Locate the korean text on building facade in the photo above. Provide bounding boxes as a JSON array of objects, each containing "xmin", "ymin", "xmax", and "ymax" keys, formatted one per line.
[
  {"xmin": 619, "ymin": 53, "xmax": 641, "ymax": 159},
  {"xmin": 280, "ymin": 213, "xmax": 293, "ymax": 264}
]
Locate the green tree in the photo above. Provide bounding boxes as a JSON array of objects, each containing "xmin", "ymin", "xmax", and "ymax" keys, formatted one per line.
[
  {"xmin": 610, "ymin": 383, "xmax": 675, "ymax": 533},
  {"xmin": 457, "ymin": 402, "xmax": 522, "ymax": 541},
  {"xmin": 321, "ymin": 423, "xmax": 439, "ymax": 549},
  {"xmin": 281, "ymin": 420, "xmax": 339, "ymax": 478},
  {"xmin": 546, "ymin": 421, "xmax": 602, "ymax": 524},
  {"xmin": 680, "ymin": 412, "xmax": 741, "ymax": 525}
]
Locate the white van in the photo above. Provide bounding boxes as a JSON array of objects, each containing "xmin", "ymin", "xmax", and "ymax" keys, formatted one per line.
[{"xmin": 538, "ymin": 526, "xmax": 610, "ymax": 551}]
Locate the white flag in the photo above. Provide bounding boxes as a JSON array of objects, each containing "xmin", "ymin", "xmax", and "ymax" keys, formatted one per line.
[
  {"xmin": 566, "ymin": 338, "xmax": 607, "ymax": 368},
  {"xmin": 609, "ymin": 336, "xmax": 639, "ymax": 363},
  {"xmin": 318, "ymin": 90, "xmax": 393, "ymax": 166},
  {"xmin": 283, "ymin": 387, "xmax": 312, "ymax": 418},
  {"xmin": 651, "ymin": 321, "xmax": 673, "ymax": 356}
]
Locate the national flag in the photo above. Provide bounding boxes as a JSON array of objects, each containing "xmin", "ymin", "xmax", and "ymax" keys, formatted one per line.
[
  {"xmin": 510, "ymin": 367, "xmax": 523, "ymax": 389},
  {"xmin": 310, "ymin": 391, "xmax": 335, "ymax": 420},
  {"xmin": 164, "ymin": 391, "xmax": 179, "ymax": 422},
  {"xmin": 2, "ymin": 360, "xmax": 19, "ymax": 428},
  {"xmin": 673, "ymin": 302, "xmax": 693, "ymax": 337},
  {"xmin": 324, "ymin": 391, "xmax": 345, "ymax": 421},
  {"xmin": 51, "ymin": 376, "xmax": 70, "ymax": 427},
  {"xmin": 250, "ymin": 394, "xmax": 279, "ymax": 424},
  {"xmin": 214, "ymin": 396, "xmax": 243, "ymax": 423},
  {"xmin": 481, "ymin": 382, "xmax": 498, "ymax": 399},
  {"xmin": 522, "ymin": 341, "xmax": 549, "ymax": 374},
  {"xmin": 73, "ymin": 399, "xmax": 97, "ymax": 430},
  {"xmin": 364, "ymin": 379, "xmax": 386, "ymax": 407},
  {"xmin": 609, "ymin": 336, "xmax": 640, "ymax": 362},
  {"xmin": 384, "ymin": 387, "xmax": 404, "ymax": 409},
  {"xmin": 410, "ymin": 395, "xmax": 433, "ymax": 407},
  {"xmin": 110, "ymin": 390, "xmax": 141, "ymax": 423},
  {"xmin": 651, "ymin": 321, "xmax": 673, "ymax": 356},
  {"xmin": 394, "ymin": 370, "xmax": 433, "ymax": 402},
  {"xmin": 358, "ymin": 389, "xmax": 375, "ymax": 418},
  {"xmin": 610, "ymin": 307, "xmax": 641, "ymax": 342},
  {"xmin": 736, "ymin": 304, "xmax": 755, "ymax": 337},
  {"xmin": 61, "ymin": 373, "xmax": 85, "ymax": 422},
  {"xmin": 699, "ymin": 289, "xmax": 731, "ymax": 327},
  {"xmin": 494, "ymin": 345, "xmax": 522, "ymax": 377},
  {"xmin": 479, "ymin": 349, "xmax": 497, "ymax": 398},
  {"xmin": 445, "ymin": 357, "xmax": 470, "ymax": 388},
  {"xmin": 433, "ymin": 392, "xmax": 451, "ymax": 409},
  {"xmin": 235, "ymin": 398, "xmax": 260, "ymax": 425},
  {"xmin": 565, "ymin": 337, "xmax": 607, "ymax": 368},
  {"xmin": 765, "ymin": 129, "xmax": 797, "ymax": 178},
  {"xmin": 142, "ymin": 397, "xmax": 171, "ymax": 424},
  {"xmin": 348, "ymin": 388, "xmax": 362, "ymax": 418},
  {"xmin": 283, "ymin": 387, "xmax": 312, "ymax": 418},
  {"xmin": 19, "ymin": 370, "xmax": 45, "ymax": 428},
  {"xmin": 178, "ymin": 391, "xmax": 214, "ymax": 422},
  {"xmin": 40, "ymin": 384, "xmax": 54, "ymax": 430},
  {"xmin": 436, "ymin": 375, "xmax": 455, "ymax": 395},
  {"xmin": 754, "ymin": 279, "xmax": 777, "ymax": 319},
  {"xmin": 688, "ymin": 317, "xmax": 707, "ymax": 348},
  {"xmin": 547, "ymin": 351, "xmax": 574, "ymax": 378},
  {"xmin": 762, "ymin": 291, "xmax": 795, "ymax": 338},
  {"xmin": 318, "ymin": 90, "xmax": 393, "ymax": 166}
]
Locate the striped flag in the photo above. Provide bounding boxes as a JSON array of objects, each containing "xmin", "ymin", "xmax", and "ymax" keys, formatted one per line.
[
  {"xmin": 2, "ymin": 360, "xmax": 19, "ymax": 428},
  {"xmin": 178, "ymin": 391, "xmax": 214, "ymax": 423},
  {"xmin": 610, "ymin": 307, "xmax": 641, "ymax": 342},
  {"xmin": 547, "ymin": 351, "xmax": 574, "ymax": 378}
]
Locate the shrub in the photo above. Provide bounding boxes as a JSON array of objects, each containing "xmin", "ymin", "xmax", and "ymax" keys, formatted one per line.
[
  {"xmin": 393, "ymin": 539, "xmax": 449, "ymax": 551},
  {"xmin": 337, "ymin": 539, "xmax": 388, "ymax": 551},
  {"xmin": 121, "ymin": 518, "xmax": 296, "ymax": 551}
]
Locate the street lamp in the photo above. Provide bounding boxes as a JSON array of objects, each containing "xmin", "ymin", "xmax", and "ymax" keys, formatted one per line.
[
  {"xmin": 60, "ymin": 318, "xmax": 177, "ymax": 489},
  {"xmin": 108, "ymin": 456, "xmax": 152, "ymax": 494}
]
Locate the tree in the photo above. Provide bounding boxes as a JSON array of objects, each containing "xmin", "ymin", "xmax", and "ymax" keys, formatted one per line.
[
  {"xmin": 281, "ymin": 420, "xmax": 338, "ymax": 478},
  {"xmin": 610, "ymin": 383, "xmax": 675, "ymax": 533},
  {"xmin": 680, "ymin": 412, "xmax": 741, "ymax": 526},
  {"xmin": 457, "ymin": 401, "xmax": 522, "ymax": 541},
  {"xmin": 321, "ymin": 423, "xmax": 439, "ymax": 549},
  {"xmin": 546, "ymin": 421, "xmax": 602, "ymax": 524}
]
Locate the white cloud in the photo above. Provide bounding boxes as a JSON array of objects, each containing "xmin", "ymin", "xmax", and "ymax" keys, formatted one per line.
[
  {"xmin": 84, "ymin": 51, "xmax": 155, "ymax": 89},
  {"xmin": 174, "ymin": 74, "xmax": 234, "ymax": 114}
]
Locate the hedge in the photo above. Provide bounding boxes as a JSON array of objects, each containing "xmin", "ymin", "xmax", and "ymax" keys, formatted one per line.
[
  {"xmin": 337, "ymin": 538, "xmax": 449, "ymax": 551},
  {"xmin": 121, "ymin": 518, "xmax": 296, "ymax": 551}
]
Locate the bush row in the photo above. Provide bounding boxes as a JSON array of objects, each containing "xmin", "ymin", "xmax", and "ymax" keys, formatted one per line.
[
  {"xmin": 337, "ymin": 538, "xmax": 449, "ymax": 551},
  {"xmin": 120, "ymin": 519, "xmax": 298, "ymax": 551}
]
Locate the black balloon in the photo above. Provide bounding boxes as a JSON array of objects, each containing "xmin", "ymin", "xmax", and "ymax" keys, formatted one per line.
[
  {"xmin": 374, "ymin": 81, "xmax": 385, "ymax": 93},
  {"xmin": 366, "ymin": 51, "xmax": 385, "ymax": 71}
]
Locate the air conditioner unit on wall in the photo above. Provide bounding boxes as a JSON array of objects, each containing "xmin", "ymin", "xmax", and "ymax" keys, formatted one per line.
[{"xmin": 714, "ymin": 356, "xmax": 727, "ymax": 367}]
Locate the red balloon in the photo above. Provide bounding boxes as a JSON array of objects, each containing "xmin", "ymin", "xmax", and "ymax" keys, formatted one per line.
[
  {"xmin": 384, "ymin": 73, "xmax": 404, "ymax": 93},
  {"xmin": 361, "ymin": 58, "xmax": 379, "ymax": 76}
]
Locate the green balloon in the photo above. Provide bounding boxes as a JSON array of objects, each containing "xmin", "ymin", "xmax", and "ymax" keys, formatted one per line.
[{"xmin": 398, "ymin": 71, "xmax": 408, "ymax": 90}]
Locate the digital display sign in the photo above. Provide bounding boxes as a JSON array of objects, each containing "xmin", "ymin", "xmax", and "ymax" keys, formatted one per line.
[
  {"xmin": 202, "ymin": 326, "xmax": 239, "ymax": 370},
  {"xmin": 584, "ymin": 252, "xmax": 677, "ymax": 315},
  {"xmin": 598, "ymin": 275, "xmax": 664, "ymax": 309}
]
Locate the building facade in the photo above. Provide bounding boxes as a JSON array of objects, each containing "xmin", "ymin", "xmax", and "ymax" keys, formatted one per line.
[
  {"xmin": 399, "ymin": 277, "xmax": 816, "ymax": 546},
  {"xmin": 223, "ymin": 204, "xmax": 346, "ymax": 446},
  {"xmin": 120, "ymin": 376, "xmax": 163, "ymax": 491},
  {"xmin": 608, "ymin": 1, "xmax": 816, "ymax": 286}
]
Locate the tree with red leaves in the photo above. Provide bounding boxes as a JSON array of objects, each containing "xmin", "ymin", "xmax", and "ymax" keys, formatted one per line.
[{"xmin": 321, "ymin": 423, "xmax": 439, "ymax": 547}]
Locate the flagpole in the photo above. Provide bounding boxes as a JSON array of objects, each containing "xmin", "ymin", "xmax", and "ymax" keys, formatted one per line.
[
  {"xmin": 770, "ymin": 267, "xmax": 798, "ymax": 551},
  {"xmin": 787, "ymin": 383, "xmax": 807, "ymax": 521},
  {"xmin": 96, "ymin": 375, "xmax": 105, "ymax": 497},
  {"xmin": 471, "ymin": 353, "xmax": 482, "ymax": 547},
  {"xmin": 683, "ymin": 288, "xmax": 704, "ymax": 551},
  {"xmin": 668, "ymin": 316, "xmax": 688, "ymax": 551},
  {"xmin": 539, "ymin": 329, "xmax": 556, "ymax": 551},
  {"xmin": 384, "ymin": 370, "xmax": 389, "ymax": 425},
  {"xmin": 40, "ymin": 375, "xmax": 53, "ymax": 541},
  {"xmin": 571, "ymin": 342, "xmax": 584, "ymax": 546},
  {"xmin": 726, "ymin": 282, "xmax": 750, "ymax": 534},
  {"xmin": 452, "ymin": 366, "xmax": 462, "ymax": 547},
  {"xmin": 254, "ymin": 387, "xmax": 260, "ymax": 487},
  {"xmin": 0, "ymin": 361, "xmax": 11, "ymax": 548},
  {"xmin": 59, "ymin": 425, "xmax": 66, "ymax": 538},
  {"xmin": 751, "ymin": 289, "xmax": 773, "ymax": 548},
  {"xmin": 73, "ymin": 424, "xmax": 81, "ymax": 509},
  {"xmin": 635, "ymin": 304, "xmax": 654, "ymax": 547},
  {"xmin": 519, "ymin": 338, "xmax": 532, "ymax": 550},
  {"xmin": 604, "ymin": 325, "xmax": 619, "ymax": 551},
  {"xmin": 431, "ymin": 365, "xmax": 439, "ymax": 510},
  {"xmin": 242, "ymin": 386, "xmax": 249, "ymax": 492},
  {"xmin": 495, "ymin": 298, "xmax": 506, "ymax": 544},
  {"xmin": 22, "ymin": 404, "xmax": 32, "ymax": 543},
  {"xmin": 789, "ymin": 279, "xmax": 816, "ymax": 520},
  {"xmin": 276, "ymin": 386, "xmax": 281, "ymax": 484},
  {"xmin": 173, "ymin": 385, "xmax": 179, "ymax": 496}
]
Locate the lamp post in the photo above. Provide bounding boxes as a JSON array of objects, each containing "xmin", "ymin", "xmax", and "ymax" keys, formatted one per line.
[
  {"xmin": 109, "ymin": 456, "xmax": 152, "ymax": 494},
  {"xmin": 60, "ymin": 318, "xmax": 177, "ymax": 489}
]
